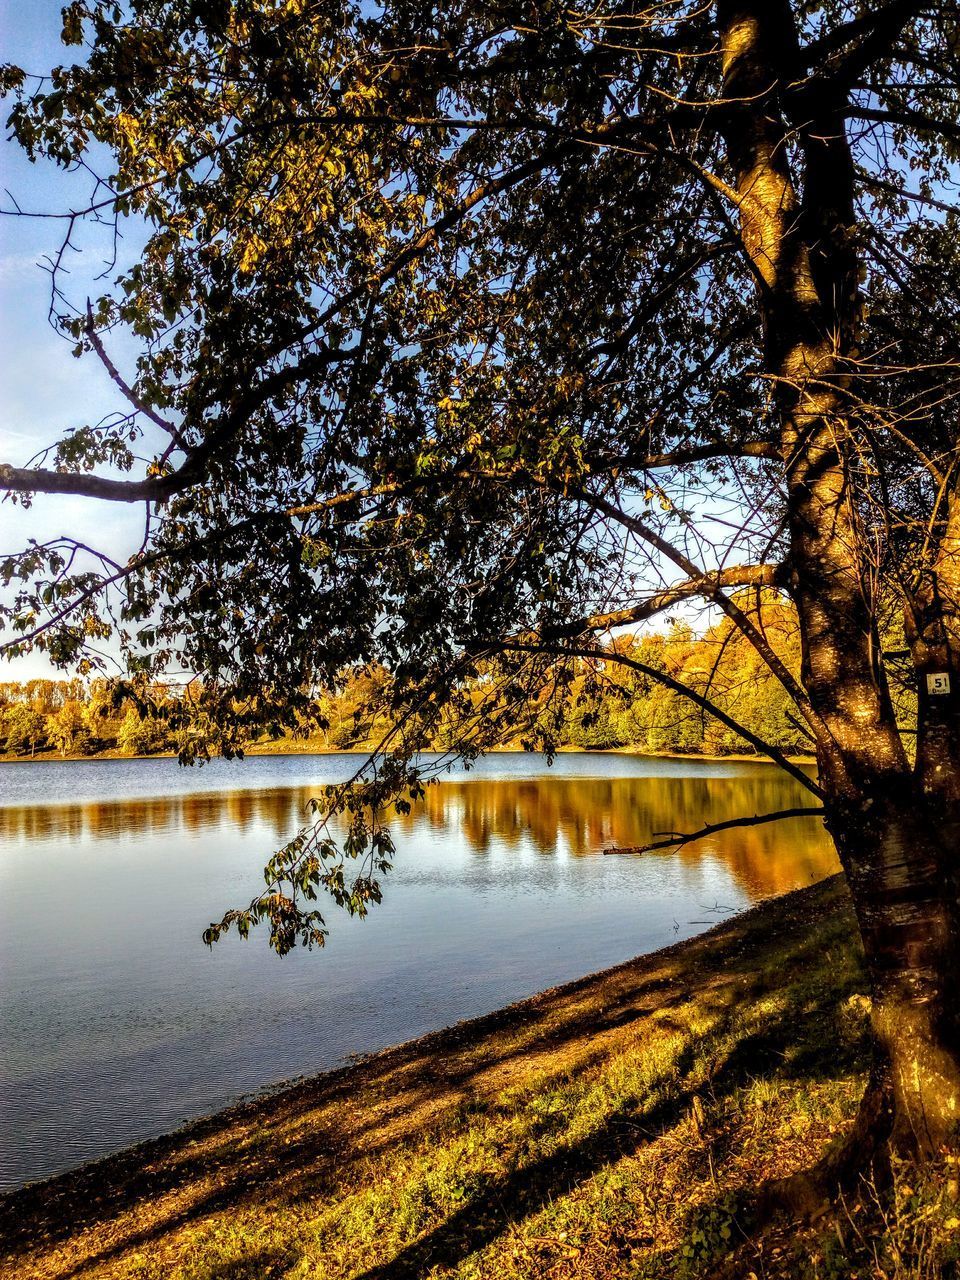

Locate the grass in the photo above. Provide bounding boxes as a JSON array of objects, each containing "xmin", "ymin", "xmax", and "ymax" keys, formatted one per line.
[{"xmin": 2, "ymin": 876, "xmax": 958, "ymax": 1279}]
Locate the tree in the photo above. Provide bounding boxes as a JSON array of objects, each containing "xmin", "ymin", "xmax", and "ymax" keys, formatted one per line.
[
  {"xmin": 2, "ymin": 1, "xmax": 959, "ymax": 1178},
  {"xmin": 49, "ymin": 696, "xmax": 89, "ymax": 756},
  {"xmin": 3, "ymin": 703, "xmax": 48, "ymax": 758},
  {"xmin": 81, "ymin": 678, "xmax": 121, "ymax": 751},
  {"xmin": 115, "ymin": 702, "xmax": 170, "ymax": 755}
]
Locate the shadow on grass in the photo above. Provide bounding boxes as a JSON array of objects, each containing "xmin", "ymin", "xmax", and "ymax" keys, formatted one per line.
[
  {"xmin": 347, "ymin": 990, "xmax": 858, "ymax": 1278},
  {"xmin": 0, "ymin": 876, "xmax": 863, "ymax": 1280},
  {"xmin": 200, "ymin": 1246, "xmax": 295, "ymax": 1280}
]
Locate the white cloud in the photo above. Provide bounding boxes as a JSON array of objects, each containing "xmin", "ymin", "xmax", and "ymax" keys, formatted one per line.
[{"xmin": 0, "ymin": 251, "xmax": 49, "ymax": 283}]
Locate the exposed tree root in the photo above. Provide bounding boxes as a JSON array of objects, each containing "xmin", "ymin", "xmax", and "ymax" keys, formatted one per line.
[
  {"xmin": 705, "ymin": 1058, "xmax": 894, "ymax": 1278},
  {"xmin": 755, "ymin": 1057, "xmax": 893, "ymax": 1221}
]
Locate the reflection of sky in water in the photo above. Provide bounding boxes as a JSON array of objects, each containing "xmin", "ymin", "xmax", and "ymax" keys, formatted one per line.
[{"xmin": 0, "ymin": 753, "xmax": 837, "ymax": 1189}]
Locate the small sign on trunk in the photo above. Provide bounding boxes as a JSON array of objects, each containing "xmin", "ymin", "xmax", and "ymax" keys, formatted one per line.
[{"xmin": 926, "ymin": 672, "xmax": 952, "ymax": 696}]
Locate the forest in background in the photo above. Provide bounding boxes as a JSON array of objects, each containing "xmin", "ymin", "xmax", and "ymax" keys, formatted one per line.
[{"xmin": 0, "ymin": 597, "xmax": 880, "ymax": 761}]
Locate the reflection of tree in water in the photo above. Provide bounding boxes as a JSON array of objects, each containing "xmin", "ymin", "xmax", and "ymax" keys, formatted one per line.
[
  {"xmin": 396, "ymin": 775, "xmax": 837, "ymax": 898},
  {"xmin": 0, "ymin": 772, "xmax": 838, "ymax": 901},
  {"xmin": 0, "ymin": 786, "xmax": 314, "ymax": 845}
]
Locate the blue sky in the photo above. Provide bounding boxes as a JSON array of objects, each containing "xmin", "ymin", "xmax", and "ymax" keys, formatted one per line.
[{"xmin": 1, "ymin": 1, "xmax": 145, "ymax": 678}]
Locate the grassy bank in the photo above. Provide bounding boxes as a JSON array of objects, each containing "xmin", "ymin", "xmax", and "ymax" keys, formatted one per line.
[{"xmin": 2, "ymin": 877, "xmax": 957, "ymax": 1280}]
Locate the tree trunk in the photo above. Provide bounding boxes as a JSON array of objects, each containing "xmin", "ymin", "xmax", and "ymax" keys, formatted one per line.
[
  {"xmin": 716, "ymin": 0, "xmax": 960, "ymax": 1157},
  {"xmin": 909, "ymin": 488, "xmax": 960, "ymax": 832},
  {"xmin": 830, "ymin": 789, "xmax": 960, "ymax": 1153}
]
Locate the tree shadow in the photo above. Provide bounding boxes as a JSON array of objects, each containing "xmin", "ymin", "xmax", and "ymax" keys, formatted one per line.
[
  {"xmin": 347, "ymin": 981, "xmax": 856, "ymax": 1280},
  {"xmin": 202, "ymin": 1246, "xmax": 295, "ymax": 1280}
]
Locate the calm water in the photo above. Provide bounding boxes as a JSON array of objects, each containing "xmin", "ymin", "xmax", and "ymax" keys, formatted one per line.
[{"xmin": 0, "ymin": 752, "xmax": 837, "ymax": 1190}]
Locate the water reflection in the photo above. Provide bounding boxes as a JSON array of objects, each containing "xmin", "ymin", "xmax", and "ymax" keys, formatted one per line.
[
  {"xmin": 0, "ymin": 786, "xmax": 305, "ymax": 844},
  {"xmin": 1, "ymin": 770, "xmax": 835, "ymax": 901}
]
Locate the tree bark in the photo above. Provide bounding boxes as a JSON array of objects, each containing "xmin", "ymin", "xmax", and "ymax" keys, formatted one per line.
[
  {"xmin": 910, "ymin": 486, "xmax": 960, "ymax": 823},
  {"xmin": 832, "ymin": 794, "xmax": 960, "ymax": 1152},
  {"xmin": 716, "ymin": 0, "xmax": 960, "ymax": 1157}
]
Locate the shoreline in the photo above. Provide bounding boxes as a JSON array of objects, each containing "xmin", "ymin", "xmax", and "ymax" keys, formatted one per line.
[
  {"xmin": 1, "ymin": 876, "xmax": 848, "ymax": 1200},
  {"xmin": 0, "ymin": 874, "xmax": 864, "ymax": 1278},
  {"xmin": 0, "ymin": 743, "xmax": 817, "ymax": 767}
]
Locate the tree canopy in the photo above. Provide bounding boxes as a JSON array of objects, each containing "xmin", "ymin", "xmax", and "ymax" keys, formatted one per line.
[{"xmin": 3, "ymin": 0, "xmax": 960, "ymax": 1157}]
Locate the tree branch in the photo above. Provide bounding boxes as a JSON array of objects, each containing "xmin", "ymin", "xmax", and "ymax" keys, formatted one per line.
[
  {"xmin": 615, "ymin": 441, "xmax": 779, "ymax": 470},
  {"xmin": 799, "ymin": 0, "xmax": 920, "ymax": 88},
  {"xmin": 848, "ymin": 105, "xmax": 960, "ymax": 145},
  {"xmin": 0, "ymin": 464, "xmax": 164, "ymax": 503},
  {"xmin": 1, "ymin": 142, "xmax": 585, "ymax": 508},
  {"xmin": 84, "ymin": 302, "xmax": 182, "ymax": 442},
  {"xmin": 0, "ymin": 424, "xmax": 779, "ymax": 506},
  {"xmin": 532, "ymin": 475, "xmax": 822, "ymax": 734},
  {"xmin": 800, "ymin": 4, "xmax": 901, "ymax": 65},
  {"xmin": 857, "ymin": 171, "xmax": 957, "ymax": 216},
  {"xmin": 480, "ymin": 637, "xmax": 823, "ymax": 797},
  {"xmin": 603, "ymin": 805, "xmax": 825, "ymax": 855},
  {"xmin": 555, "ymin": 563, "xmax": 785, "ymax": 635},
  {"xmin": 0, "ymin": 344, "xmax": 358, "ymax": 503}
]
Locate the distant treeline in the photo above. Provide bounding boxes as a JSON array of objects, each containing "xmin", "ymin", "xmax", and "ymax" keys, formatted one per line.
[
  {"xmin": 0, "ymin": 598, "xmax": 827, "ymax": 760},
  {"xmin": 495, "ymin": 596, "xmax": 814, "ymax": 757},
  {"xmin": 0, "ymin": 667, "xmax": 397, "ymax": 760}
]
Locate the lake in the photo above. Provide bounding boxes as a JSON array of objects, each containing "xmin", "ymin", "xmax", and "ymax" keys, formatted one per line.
[{"xmin": 0, "ymin": 751, "xmax": 837, "ymax": 1190}]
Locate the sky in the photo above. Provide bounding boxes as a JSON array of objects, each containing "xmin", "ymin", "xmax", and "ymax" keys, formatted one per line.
[{"xmin": 1, "ymin": 1, "xmax": 145, "ymax": 679}]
